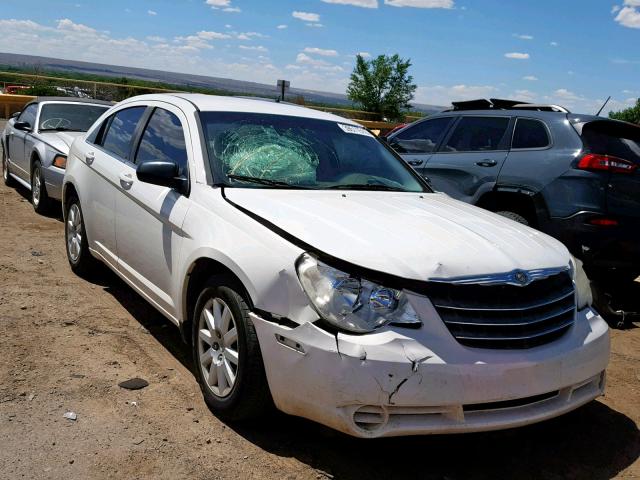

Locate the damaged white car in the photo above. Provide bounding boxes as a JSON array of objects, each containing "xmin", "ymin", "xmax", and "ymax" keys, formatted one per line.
[{"xmin": 63, "ymin": 94, "xmax": 610, "ymax": 438}]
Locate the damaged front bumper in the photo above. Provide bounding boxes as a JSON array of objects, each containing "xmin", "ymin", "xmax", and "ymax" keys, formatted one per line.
[{"xmin": 251, "ymin": 298, "xmax": 610, "ymax": 438}]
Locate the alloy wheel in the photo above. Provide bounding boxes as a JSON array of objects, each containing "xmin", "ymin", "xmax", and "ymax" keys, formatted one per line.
[
  {"xmin": 197, "ymin": 297, "xmax": 240, "ymax": 398},
  {"xmin": 66, "ymin": 203, "xmax": 82, "ymax": 263},
  {"xmin": 32, "ymin": 168, "xmax": 41, "ymax": 207}
]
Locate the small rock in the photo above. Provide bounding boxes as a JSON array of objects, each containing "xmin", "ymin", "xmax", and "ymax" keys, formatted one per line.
[
  {"xmin": 63, "ymin": 411, "xmax": 77, "ymax": 421},
  {"xmin": 206, "ymin": 439, "xmax": 211, "ymax": 444},
  {"xmin": 186, "ymin": 407, "xmax": 194, "ymax": 412},
  {"xmin": 133, "ymin": 439, "xmax": 145, "ymax": 445},
  {"xmin": 20, "ymin": 305, "xmax": 27, "ymax": 310},
  {"xmin": 31, "ymin": 250, "xmax": 44, "ymax": 257},
  {"xmin": 69, "ymin": 459, "xmax": 74, "ymax": 465},
  {"xmin": 70, "ymin": 374, "xmax": 85, "ymax": 379},
  {"xmin": 28, "ymin": 393, "xmax": 35, "ymax": 401},
  {"xmin": 118, "ymin": 378, "xmax": 149, "ymax": 390}
]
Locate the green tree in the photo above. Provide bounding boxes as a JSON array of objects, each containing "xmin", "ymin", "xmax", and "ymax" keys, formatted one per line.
[
  {"xmin": 609, "ymin": 98, "xmax": 640, "ymax": 124},
  {"xmin": 347, "ymin": 54, "xmax": 417, "ymax": 121}
]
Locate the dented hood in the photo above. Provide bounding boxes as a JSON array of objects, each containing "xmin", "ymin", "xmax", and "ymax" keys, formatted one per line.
[
  {"xmin": 38, "ymin": 131, "xmax": 84, "ymax": 153},
  {"xmin": 224, "ymin": 189, "xmax": 571, "ymax": 281}
]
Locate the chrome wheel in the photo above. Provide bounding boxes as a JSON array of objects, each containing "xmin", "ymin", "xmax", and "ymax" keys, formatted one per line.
[
  {"xmin": 66, "ymin": 203, "xmax": 82, "ymax": 263},
  {"xmin": 197, "ymin": 297, "xmax": 239, "ymax": 398},
  {"xmin": 32, "ymin": 168, "xmax": 41, "ymax": 207}
]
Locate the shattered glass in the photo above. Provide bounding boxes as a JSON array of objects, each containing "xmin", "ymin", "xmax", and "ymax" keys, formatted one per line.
[{"xmin": 214, "ymin": 125, "xmax": 320, "ymax": 184}]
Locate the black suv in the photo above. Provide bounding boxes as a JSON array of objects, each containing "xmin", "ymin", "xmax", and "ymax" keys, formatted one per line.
[{"xmin": 387, "ymin": 99, "xmax": 640, "ymax": 323}]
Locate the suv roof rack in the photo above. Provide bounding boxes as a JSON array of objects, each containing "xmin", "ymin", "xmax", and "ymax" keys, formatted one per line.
[{"xmin": 445, "ymin": 98, "xmax": 570, "ymax": 113}]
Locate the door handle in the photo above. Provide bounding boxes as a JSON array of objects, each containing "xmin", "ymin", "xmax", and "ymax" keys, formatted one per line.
[
  {"xmin": 408, "ymin": 159, "xmax": 424, "ymax": 166},
  {"xmin": 475, "ymin": 159, "xmax": 498, "ymax": 167},
  {"xmin": 85, "ymin": 152, "xmax": 95, "ymax": 165},
  {"xmin": 119, "ymin": 172, "xmax": 134, "ymax": 189}
]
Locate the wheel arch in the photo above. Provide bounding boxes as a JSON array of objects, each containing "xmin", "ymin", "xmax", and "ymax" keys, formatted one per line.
[
  {"xmin": 180, "ymin": 255, "xmax": 256, "ymax": 345},
  {"xmin": 476, "ymin": 189, "xmax": 550, "ymax": 228}
]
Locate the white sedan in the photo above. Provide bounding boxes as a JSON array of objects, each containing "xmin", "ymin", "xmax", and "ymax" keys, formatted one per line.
[{"xmin": 62, "ymin": 93, "xmax": 609, "ymax": 438}]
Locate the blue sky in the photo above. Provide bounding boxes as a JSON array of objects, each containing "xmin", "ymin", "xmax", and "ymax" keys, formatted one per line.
[{"xmin": 1, "ymin": 0, "xmax": 639, "ymax": 112}]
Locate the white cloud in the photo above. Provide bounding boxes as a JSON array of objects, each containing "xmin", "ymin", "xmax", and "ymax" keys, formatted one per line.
[
  {"xmin": 147, "ymin": 10, "xmax": 157, "ymax": 16},
  {"xmin": 238, "ymin": 45, "xmax": 268, "ymax": 52},
  {"xmin": 292, "ymin": 11, "xmax": 320, "ymax": 22},
  {"xmin": 384, "ymin": 0, "xmax": 454, "ymax": 8},
  {"xmin": 512, "ymin": 89, "xmax": 536, "ymax": 102},
  {"xmin": 146, "ymin": 35, "xmax": 166, "ymax": 42},
  {"xmin": 296, "ymin": 52, "xmax": 344, "ymax": 71},
  {"xmin": 415, "ymin": 84, "xmax": 497, "ymax": 105},
  {"xmin": 306, "ymin": 23, "xmax": 324, "ymax": 27},
  {"xmin": 522, "ymin": 75, "xmax": 538, "ymax": 81},
  {"xmin": 358, "ymin": 51, "xmax": 371, "ymax": 58},
  {"xmin": 57, "ymin": 18, "xmax": 96, "ymax": 34},
  {"xmin": 303, "ymin": 47, "xmax": 339, "ymax": 56},
  {"xmin": 514, "ymin": 33, "xmax": 533, "ymax": 40},
  {"xmin": 612, "ymin": 5, "xmax": 621, "ymax": 13},
  {"xmin": 206, "ymin": 0, "xmax": 241, "ymax": 12},
  {"xmin": 276, "ymin": 24, "xmax": 288, "ymax": 29},
  {"xmin": 550, "ymin": 41, "xmax": 558, "ymax": 46},
  {"xmin": 321, "ymin": 0, "xmax": 378, "ymax": 7},
  {"xmin": 614, "ymin": 5, "xmax": 640, "ymax": 28},
  {"xmin": 504, "ymin": 52, "xmax": 530, "ymax": 59}
]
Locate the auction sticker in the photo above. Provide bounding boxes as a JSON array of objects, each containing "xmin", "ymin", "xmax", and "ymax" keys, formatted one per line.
[{"xmin": 337, "ymin": 123, "xmax": 373, "ymax": 137}]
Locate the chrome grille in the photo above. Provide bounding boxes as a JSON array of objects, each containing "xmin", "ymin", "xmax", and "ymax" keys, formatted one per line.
[{"xmin": 429, "ymin": 270, "xmax": 575, "ymax": 349}]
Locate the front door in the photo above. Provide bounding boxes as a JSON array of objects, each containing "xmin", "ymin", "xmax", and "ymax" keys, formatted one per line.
[
  {"xmin": 423, "ymin": 115, "xmax": 512, "ymax": 203},
  {"xmin": 8, "ymin": 103, "xmax": 38, "ymax": 181},
  {"xmin": 115, "ymin": 105, "xmax": 192, "ymax": 319}
]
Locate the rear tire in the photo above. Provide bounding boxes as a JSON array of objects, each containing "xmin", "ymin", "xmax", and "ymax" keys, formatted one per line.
[
  {"xmin": 192, "ymin": 275, "xmax": 272, "ymax": 422},
  {"xmin": 495, "ymin": 210, "xmax": 529, "ymax": 226},
  {"xmin": 2, "ymin": 145, "xmax": 15, "ymax": 187},
  {"xmin": 64, "ymin": 194, "xmax": 100, "ymax": 277},
  {"xmin": 31, "ymin": 160, "xmax": 51, "ymax": 214}
]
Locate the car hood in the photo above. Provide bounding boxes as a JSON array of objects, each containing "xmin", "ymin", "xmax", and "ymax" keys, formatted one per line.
[
  {"xmin": 224, "ymin": 189, "xmax": 570, "ymax": 281},
  {"xmin": 38, "ymin": 131, "xmax": 84, "ymax": 153}
]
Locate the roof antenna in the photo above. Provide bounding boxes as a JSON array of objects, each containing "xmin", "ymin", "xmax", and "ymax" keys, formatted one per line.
[{"xmin": 595, "ymin": 96, "xmax": 611, "ymax": 116}]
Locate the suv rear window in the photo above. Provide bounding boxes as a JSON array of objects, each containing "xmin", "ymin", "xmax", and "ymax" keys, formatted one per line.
[
  {"xmin": 442, "ymin": 116, "xmax": 510, "ymax": 152},
  {"xmin": 512, "ymin": 118, "xmax": 550, "ymax": 149},
  {"xmin": 580, "ymin": 121, "xmax": 640, "ymax": 165}
]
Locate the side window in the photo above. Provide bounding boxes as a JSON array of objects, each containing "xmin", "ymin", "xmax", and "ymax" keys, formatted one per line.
[
  {"xmin": 101, "ymin": 107, "xmax": 146, "ymax": 161},
  {"xmin": 442, "ymin": 116, "xmax": 510, "ymax": 152},
  {"xmin": 391, "ymin": 117, "xmax": 452, "ymax": 154},
  {"xmin": 512, "ymin": 119, "xmax": 550, "ymax": 149},
  {"xmin": 135, "ymin": 108, "xmax": 188, "ymax": 175},
  {"xmin": 17, "ymin": 104, "xmax": 37, "ymax": 127}
]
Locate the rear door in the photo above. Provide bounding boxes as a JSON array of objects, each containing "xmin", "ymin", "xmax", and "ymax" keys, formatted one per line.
[
  {"xmin": 580, "ymin": 121, "xmax": 640, "ymax": 218},
  {"xmin": 423, "ymin": 115, "xmax": 512, "ymax": 202},
  {"xmin": 82, "ymin": 106, "xmax": 148, "ymax": 267},
  {"xmin": 115, "ymin": 105, "xmax": 192, "ymax": 319},
  {"xmin": 387, "ymin": 116, "xmax": 454, "ymax": 176}
]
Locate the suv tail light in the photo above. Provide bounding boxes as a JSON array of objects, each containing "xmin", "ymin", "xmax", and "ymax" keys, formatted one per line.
[{"xmin": 577, "ymin": 153, "xmax": 637, "ymax": 174}]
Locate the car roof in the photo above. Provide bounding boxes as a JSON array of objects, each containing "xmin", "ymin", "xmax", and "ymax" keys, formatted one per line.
[
  {"xmin": 34, "ymin": 96, "xmax": 113, "ymax": 106},
  {"xmin": 118, "ymin": 93, "xmax": 361, "ymax": 125}
]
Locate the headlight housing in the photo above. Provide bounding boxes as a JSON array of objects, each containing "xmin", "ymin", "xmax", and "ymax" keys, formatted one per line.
[
  {"xmin": 296, "ymin": 253, "xmax": 420, "ymax": 333},
  {"xmin": 570, "ymin": 256, "xmax": 592, "ymax": 310}
]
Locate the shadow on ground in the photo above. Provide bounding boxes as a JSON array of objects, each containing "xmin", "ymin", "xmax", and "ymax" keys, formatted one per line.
[{"xmin": 94, "ymin": 268, "xmax": 640, "ymax": 480}]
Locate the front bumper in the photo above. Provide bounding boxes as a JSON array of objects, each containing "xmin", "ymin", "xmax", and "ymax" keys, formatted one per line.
[
  {"xmin": 43, "ymin": 165, "xmax": 64, "ymax": 201},
  {"xmin": 252, "ymin": 298, "xmax": 610, "ymax": 438}
]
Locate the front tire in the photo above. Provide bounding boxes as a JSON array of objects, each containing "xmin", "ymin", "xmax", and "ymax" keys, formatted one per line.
[
  {"xmin": 64, "ymin": 194, "xmax": 99, "ymax": 277},
  {"xmin": 2, "ymin": 145, "xmax": 15, "ymax": 187},
  {"xmin": 192, "ymin": 275, "xmax": 272, "ymax": 421},
  {"xmin": 31, "ymin": 160, "xmax": 51, "ymax": 214}
]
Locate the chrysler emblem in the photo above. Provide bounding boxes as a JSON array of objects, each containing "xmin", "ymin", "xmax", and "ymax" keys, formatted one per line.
[{"xmin": 513, "ymin": 270, "xmax": 530, "ymax": 285}]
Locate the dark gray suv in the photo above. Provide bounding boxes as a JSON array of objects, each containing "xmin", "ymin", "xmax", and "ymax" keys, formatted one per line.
[{"xmin": 387, "ymin": 99, "xmax": 640, "ymax": 323}]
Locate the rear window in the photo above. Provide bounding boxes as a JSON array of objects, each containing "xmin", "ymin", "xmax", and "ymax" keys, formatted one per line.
[
  {"xmin": 580, "ymin": 121, "xmax": 640, "ymax": 165},
  {"xmin": 512, "ymin": 118, "xmax": 550, "ymax": 149}
]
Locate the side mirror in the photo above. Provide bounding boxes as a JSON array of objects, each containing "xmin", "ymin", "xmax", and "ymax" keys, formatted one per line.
[
  {"xmin": 10, "ymin": 111, "xmax": 20, "ymax": 119},
  {"xmin": 136, "ymin": 160, "xmax": 188, "ymax": 194},
  {"xmin": 14, "ymin": 121, "xmax": 32, "ymax": 132}
]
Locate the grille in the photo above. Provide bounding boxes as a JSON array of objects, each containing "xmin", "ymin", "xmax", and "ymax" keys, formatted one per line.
[{"xmin": 429, "ymin": 271, "xmax": 576, "ymax": 349}]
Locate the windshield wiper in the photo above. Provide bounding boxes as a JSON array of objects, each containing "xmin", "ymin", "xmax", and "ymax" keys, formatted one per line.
[
  {"xmin": 227, "ymin": 174, "xmax": 307, "ymax": 189},
  {"xmin": 39, "ymin": 127, "xmax": 83, "ymax": 132},
  {"xmin": 326, "ymin": 183, "xmax": 405, "ymax": 191}
]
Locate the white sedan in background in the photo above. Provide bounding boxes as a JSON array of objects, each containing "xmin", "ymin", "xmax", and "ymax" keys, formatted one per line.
[
  {"xmin": 2, "ymin": 97, "xmax": 110, "ymax": 213},
  {"xmin": 62, "ymin": 93, "xmax": 609, "ymax": 438}
]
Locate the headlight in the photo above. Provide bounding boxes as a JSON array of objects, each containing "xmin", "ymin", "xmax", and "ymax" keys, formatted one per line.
[
  {"xmin": 570, "ymin": 256, "xmax": 592, "ymax": 310},
  {"xmin": 296, "ymin": 253, "xmax": 420, "ymax": 333}
]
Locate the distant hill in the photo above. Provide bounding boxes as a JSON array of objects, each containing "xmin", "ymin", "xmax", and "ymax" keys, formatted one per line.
[{"xmin": 0, "ymin": 52, "xmax": 444, "ymax": 115}]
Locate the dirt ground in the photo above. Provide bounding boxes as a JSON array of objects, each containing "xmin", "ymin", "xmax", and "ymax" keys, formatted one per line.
[{"xmin": 0, "ymin": 138, "xmax": 639, "ymax": 480}]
